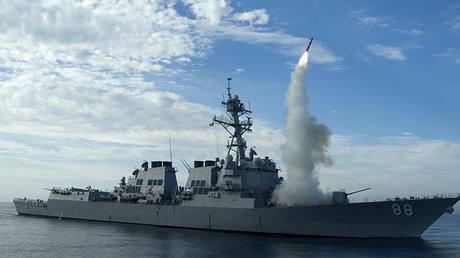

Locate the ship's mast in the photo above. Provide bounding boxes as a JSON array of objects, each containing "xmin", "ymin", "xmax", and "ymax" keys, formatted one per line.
[{"xmin": 213, "ymin": 78, "xmax": 252, "ymax": 165}]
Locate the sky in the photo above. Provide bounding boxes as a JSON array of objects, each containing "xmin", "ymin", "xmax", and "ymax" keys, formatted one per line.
[{"xmin": 1, "ymin": 0, "xmax": 459, "ymax": 205}]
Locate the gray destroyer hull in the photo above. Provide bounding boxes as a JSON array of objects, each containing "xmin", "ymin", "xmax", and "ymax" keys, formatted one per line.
[
  {"xmin": 12, "ymin": 83, "xmax": 460, "ymax": 238},
  {"xmin": 14, "ymin": 197, "xmax": 459, "ymax": 238}
]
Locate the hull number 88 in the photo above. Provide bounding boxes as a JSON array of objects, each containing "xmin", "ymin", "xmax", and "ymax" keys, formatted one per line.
[{"xmin": 392, "ymin": 204, "xmax": 414, "ymax": 216}]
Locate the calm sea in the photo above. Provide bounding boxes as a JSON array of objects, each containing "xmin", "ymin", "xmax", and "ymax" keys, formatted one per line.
[{"xmin": 1, "ymin": 202, "xmax": 459, "ymax": 257}]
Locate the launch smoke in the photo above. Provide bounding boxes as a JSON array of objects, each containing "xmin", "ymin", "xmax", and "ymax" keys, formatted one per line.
[{"xmin": 272, "ymin": 52, "xmax": 333, "ymax": 205}]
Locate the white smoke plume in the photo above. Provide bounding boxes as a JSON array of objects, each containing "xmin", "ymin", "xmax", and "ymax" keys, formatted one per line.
[{"xmin": 272, "ymin": 52, "xmax": 333, "ymax": 205}]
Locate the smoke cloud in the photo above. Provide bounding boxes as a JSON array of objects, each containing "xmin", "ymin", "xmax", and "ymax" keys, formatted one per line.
[{"xmin": 272, "ymin": 52, "xmax": 333, "ymax": 205}]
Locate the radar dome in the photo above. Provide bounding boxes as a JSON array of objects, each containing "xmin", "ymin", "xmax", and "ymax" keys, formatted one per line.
[{"xmin": 225, "ymin": 154, "xmax": 233, "ymax": 162}]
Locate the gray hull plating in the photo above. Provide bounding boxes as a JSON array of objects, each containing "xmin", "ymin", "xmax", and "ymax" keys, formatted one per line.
[{"xmin": 14, "ymin": 197, "xmax": 459, "ymax": 238}]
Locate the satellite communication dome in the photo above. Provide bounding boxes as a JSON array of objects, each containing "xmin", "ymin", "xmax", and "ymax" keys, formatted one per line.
[{"xmin": 225, "ymin": 154, "xmax": 233, "ymax": 163}]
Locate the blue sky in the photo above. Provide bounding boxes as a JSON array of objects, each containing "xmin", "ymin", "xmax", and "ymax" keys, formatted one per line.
[{"xmin": 1, "ymin": 0, "xmax": 459, "ymax": 203}]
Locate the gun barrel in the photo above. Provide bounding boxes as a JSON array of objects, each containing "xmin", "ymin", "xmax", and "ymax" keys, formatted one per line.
[{"xmin": 346, "ymin": 187, "xmax": 371, "ymax": 196}]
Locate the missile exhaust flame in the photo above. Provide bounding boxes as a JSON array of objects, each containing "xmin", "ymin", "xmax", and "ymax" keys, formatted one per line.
[
  {"xmin": 298, "ymin": 38, "xmax": 313, "ymax": 65},
  {"xmin": 298, "ymin": 51, "xmax": 309, "ymax": 65}
]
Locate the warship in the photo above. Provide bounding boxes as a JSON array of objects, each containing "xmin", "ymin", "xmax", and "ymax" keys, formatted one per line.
[{"xmin": 14, "ymin": 79, "xmax": 459, "ymax": 238}]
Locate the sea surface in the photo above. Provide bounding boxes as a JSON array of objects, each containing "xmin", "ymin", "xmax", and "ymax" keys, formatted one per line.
[{"xmin": 1, "ymin": 202, "xmax": 459, "ymax": 257}]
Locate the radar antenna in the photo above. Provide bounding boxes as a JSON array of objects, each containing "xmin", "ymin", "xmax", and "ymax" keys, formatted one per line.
[{"xmin": 226, "ymin": 77, "xmax": 232, "ymax": 99}]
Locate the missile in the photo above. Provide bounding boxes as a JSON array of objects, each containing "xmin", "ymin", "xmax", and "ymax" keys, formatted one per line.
[{"xmin": 306, "ymin": 37, "xmax": 313, "ymax": 52}]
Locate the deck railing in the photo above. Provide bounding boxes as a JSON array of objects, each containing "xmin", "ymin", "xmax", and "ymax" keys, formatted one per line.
[
  {"xmin": 13, "ymin": 198, "xmax": 48, "ymax": 207},
  {"xmin": 274, "ymin": 193, "xmax": 460, "ymax": 207},
  {"xmin": 348, "ymin": 193, "xmax": 460, "ymax": 204}
]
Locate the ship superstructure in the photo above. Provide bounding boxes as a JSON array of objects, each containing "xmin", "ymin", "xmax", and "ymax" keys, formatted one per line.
[
  {"xmin": 100, "ymin": 78, "xmax": 279, "ymax": 209},
  {"xmin": 14, "ymin": 79, "xmax": 459, "ymax": 238}
]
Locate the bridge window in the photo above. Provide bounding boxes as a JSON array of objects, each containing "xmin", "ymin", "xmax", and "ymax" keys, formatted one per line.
[
  {"xmin": 153, "ymin": 179, "xmax": 157, "ymax": 185},
  {"xmin": 136, "ymin": 179, "xmax": 143, "ymax": 185},
  {"xmin": 126, "ymin": 186, "xmax": 141, "ymax": 193},
  {"xmin": 200, "ymin": 180, "xmax": 206, "ymax": 186},
  {"xmin": 158, "ymin": 179, "xmax": 163, "ymax": 186},
  {"xmin": 191, "ymin": 180, "xmax": 196, "ymax": 187},
  {"xmin": 147, "ymin": 179, "xmax": 153, "ymax": 185}
]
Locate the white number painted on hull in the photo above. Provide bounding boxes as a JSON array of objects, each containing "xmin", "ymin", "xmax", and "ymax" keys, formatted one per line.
[
  {"xmin": 392, "ymin": 204, "xmax": 414, "ymax": 216},
  {"xmin": 392, "ymin": 204, "xmax": 402, "ymax": 215},
  {"xmin": 403, "ymin": 204, "xmax": 413, "ymax": 216}
]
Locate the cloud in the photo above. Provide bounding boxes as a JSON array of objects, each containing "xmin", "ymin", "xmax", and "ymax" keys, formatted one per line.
[
  {"xmin": 183, "ymin": 0, "xmax": 233, "ymax": 26},
  {"xmin": 355, "ymin": 52, "xmax": 371, "ymax": 63},
  {"xmin": 433, "ymin": 47, "xmax": 460, "ymax": 64},
  {"xmin": 232, "ymin": 9, "xmax": 269, "ymax": 25},
  {"xmin": 330, "ymin": 110, "xmax": 340, "ymax": 116},
  {"xmin": 0, "ymin": 0, "xmax": 341, "ymax": 81},
  {"xmin": 348, "ymin": 9, "xmax": 390, "ymax": 27},
  {"xmin": 205, "ymin": 24, "xmax": 342, "ymax": 66},
  {"xmin": 308, "ymin": 42, "xmax": 343, "ymax": 65},
  {"xmin": 0, "ymin": 0, "xmax": 207, "ymax": 78},
  {"xmin": 447, "ymin": 16, "xmax": 460, "ymax": 30},
  {"xmin": 320, "ymin": 134, "xmax": 460, "ymax": 199},
  {"xmin": 233, "ymin": 68, "xmax": 245, "ymax": 74},
  {"xmin": 395, "ymin": 28, "xmax": 425, "ymax": 36},
  {"xmin": 367, "ymin": 44, "xmax": 407, "ymax": 61},
  {"xmin": 0, "ymin": 68, "xmax": 220, "ymax": 144},
  {"xmin": 0, "ymin": 68, "xmax": 232, "ymax": 183}
]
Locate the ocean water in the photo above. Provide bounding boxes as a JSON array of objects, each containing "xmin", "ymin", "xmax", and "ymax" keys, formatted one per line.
[{"xmin": 1, "ymin": 202, "xmax": 459, "ymax": 257}]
